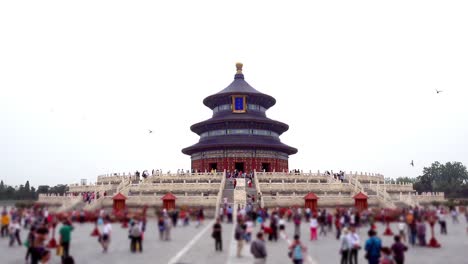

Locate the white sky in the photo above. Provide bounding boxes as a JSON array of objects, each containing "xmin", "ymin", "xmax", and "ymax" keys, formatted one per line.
[{"xmin": 1, "ymin": 1, "xmax": 467, "ymax": 187}]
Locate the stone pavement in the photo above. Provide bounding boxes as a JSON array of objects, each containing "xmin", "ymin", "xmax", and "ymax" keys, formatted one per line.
[{"xmin": 1, "ymin": 218, "xmax": 467, "ymax": 264}]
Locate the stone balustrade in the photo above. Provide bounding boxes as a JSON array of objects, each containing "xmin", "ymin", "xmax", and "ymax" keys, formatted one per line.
[
  {"xmin": 38, "ymin": 194, "xmax": 81, "ymax": 205},
  {"xmin": 100, "ymin": 194, "xmax": 218, "ymax": 208},
  {"xmin": 259, "ymin": 182, "xmax": 353, "ymax": 193},
  {"xmin": 68, "ymin": 184, "xmax": 113, "ymax": 193},
  {"xmin": 128, "ymin": 183, "xmax": 219, "ymax": 193},
  {"xmin": 261, "ymin": 194, "xmax": 380, "ymax": 208},
  {"xmin": 97, "ymin": 172, "xmax": 223, "ymax": 183}
]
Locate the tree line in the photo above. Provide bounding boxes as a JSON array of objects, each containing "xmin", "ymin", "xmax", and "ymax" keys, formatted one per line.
[
  {"xmin": 0, "ymin": 180, "xmax": 68, "ymax": 201},
  {"xmin": 389, "ymin": 161, "xmax": 468, "ymax": 198}
]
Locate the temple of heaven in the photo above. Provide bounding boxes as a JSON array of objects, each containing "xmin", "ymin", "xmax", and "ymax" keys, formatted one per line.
[{"xmin": 182, "ymin": 63, "xmax": 297, "ymax": 173}]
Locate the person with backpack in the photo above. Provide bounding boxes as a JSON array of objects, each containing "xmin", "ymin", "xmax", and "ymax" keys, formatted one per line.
[
  {"xmin": 390, "ymin": 235, "xmax": 408, "ymax": 264},
  {"xmin": 212, "ymin": 218, "xmax": 222, "ymax": 251},
  {"xmin": 235, "ymin": 220, "xmax": 245, "ymax": 257},
  {"xmin": 158, "ymin": 216, "xmax": 165, "ymax": 240},
  {"xmin": 289, "ymin": 234, "xmax": 306, "ymax": 264},
  {"xmin": 365, "ymin": 229, "xmax": 382, "ymax": 264},
  {"xmin": 129, "ymin": 220, "xmax": 142, "ymax": 253},
  {"xmin": 250, "ymin": 232, "xmax": 267, "ymax": 264}
]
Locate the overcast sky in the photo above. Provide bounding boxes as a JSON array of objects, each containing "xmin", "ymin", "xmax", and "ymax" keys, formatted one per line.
[{"xmin": 1, "ymin": 1, "xmax": 467, "ymax": 187}]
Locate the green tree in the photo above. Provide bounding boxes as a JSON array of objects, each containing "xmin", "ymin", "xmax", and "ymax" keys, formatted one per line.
[
  {"xmin": 395, "ymin": 177, "xmax": 417, "ymax": 184},
  {"xmin": 37, "ymin": 185, "xmax": 50, "ymax": 194},
  {"xmin": 414, "ymin": 161, "xmax": 468, "ymax": 197}
]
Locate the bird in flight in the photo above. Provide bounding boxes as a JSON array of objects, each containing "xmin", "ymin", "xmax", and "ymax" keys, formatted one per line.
[
  {"xmin": 410, "ymin": 160, "xmax": 414, "ymax": 167},
  {"xmin": 435, "ymin": 89, "xmax": 443, "ymax": 94},
  {"xmin": 148, "ymin": 130, "xmax": 153, "ymax": 134}
]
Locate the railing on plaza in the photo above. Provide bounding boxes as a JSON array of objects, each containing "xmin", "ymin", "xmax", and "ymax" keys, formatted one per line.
[{"xmin": 214, "ymin": 170, "xmax": 227, "ymax": 218}]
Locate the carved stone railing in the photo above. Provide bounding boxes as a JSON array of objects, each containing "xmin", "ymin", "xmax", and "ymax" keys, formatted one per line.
[
  {"xmin": 254, "ymin": 171, "xmax": 264, "ymax": 208},
  {"xmin": 259, "ymin": 182, "xmax": 353, "ymax": 193},
  {"xmin": 214, "ymin": 170, "xmax": 227, "ymax": 219}
]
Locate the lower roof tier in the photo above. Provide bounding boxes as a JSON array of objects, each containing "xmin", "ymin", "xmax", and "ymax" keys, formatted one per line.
[
  {"xmin": 190, "ymin": 112, "xmax": 290, "ymax": 135},
  {"xmin": 181, "ymin": 135, "xmax": 298, "ymax": 156}
]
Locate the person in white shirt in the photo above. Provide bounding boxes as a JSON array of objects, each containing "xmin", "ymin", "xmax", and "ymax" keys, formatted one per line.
[
  {"xmin": 278, "ymin": 217, "xmax": 286, "ymax": 238},
  {"xmin": 309, "ymin": 215, "xmax": 318, "ymax": 240},
  {"xmin": 100, "ymin": 218, "xmax": 112, "ymax": 253},
  {"xmin": 347, "ymin": 226, "xmax": 361, "ymax": 264},
  {"xmin": 398, "ymin": 216, "xmax": 407, "ymax": 241},
  {"xmin": 438, "ymin": 208, "xmax": 447, "ymax": 234},
  {"xmin": 9, "ymin": 220, "xmax": 21, "ymax": 246},
  {"xmin": 340, "ymin": 228, "xmax": 352, "ymax": 264},
  {"xmin": 245, "ymin": 218, "xmax": 254, "ymax": 242}
]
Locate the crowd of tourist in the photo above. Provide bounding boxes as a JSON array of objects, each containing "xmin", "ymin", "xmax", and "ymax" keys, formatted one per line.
[
  {"xmin": 210, "ymin": 204, "xmax": 468, "ymax": 264},
  {"xmin": 1, "ymin": 204, "xmax": 467, "ymax": 264}
]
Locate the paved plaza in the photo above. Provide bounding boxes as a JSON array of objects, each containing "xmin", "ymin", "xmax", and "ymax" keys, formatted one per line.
[{"xmin": 1, "ymin": 217, "xmax": 468, "ymax": 264}]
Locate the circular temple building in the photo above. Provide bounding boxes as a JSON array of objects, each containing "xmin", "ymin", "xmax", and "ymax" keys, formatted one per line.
[{"xmin": 182, "ymin": 63, "xmax": 298, "ymax": 173}]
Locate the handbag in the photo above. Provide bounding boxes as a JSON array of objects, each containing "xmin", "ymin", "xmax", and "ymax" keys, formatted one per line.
[{"xmin": 56, "ymin": 246, "xmax": 63, "ymax": 256}]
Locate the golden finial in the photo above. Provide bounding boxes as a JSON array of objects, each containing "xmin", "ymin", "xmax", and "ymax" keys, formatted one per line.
[{"xmin": 236, "ymin": 62, "xmax": 243, "ymax": 74}]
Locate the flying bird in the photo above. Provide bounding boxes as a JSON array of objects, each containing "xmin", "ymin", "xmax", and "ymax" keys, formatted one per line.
[
  {"xmin": 410, "ymin": 160, "xmax": 414, "ymax": 167},
  {"xmin": 435, "ymin": 89, "xmax": 443, "ymax": 94},
  {"xmin": 148, "ymin": 130, "xmax": 153, "ymax": 134}
]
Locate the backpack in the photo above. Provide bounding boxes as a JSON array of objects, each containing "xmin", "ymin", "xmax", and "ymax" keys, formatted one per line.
[{"xmin": 293, "ymin": 244, "xmax": 303, "ymax": 260}]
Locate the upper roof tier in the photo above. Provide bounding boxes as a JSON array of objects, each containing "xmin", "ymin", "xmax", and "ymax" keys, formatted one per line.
[{"xmin": 203, "ymin": 63, "xmax": 276, "ymax": 109}]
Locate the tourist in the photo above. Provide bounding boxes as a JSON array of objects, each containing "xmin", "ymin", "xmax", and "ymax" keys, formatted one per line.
[
  {"xmin": 196, "ymin": 207, "xmax": 205, "ymax": 227},
  {"xmin": 309, "ymin": 214, "xmax": 318, "ymax": 240},
  {"xmin": 99, "ymin": 218, "xmax": 112, "ymax": 253},
  {"xmin": 79, "ymin": 210, "xmax": 85, "ymax": 224},
  {"xmin": 129, "ymin": 220, "xmax": 143, "ymax": 252},
  {"xmin": 245, "ymin": 217, "xmax": 254, "ymax": 243},
  {"xmin": 288, "ymin": 234, "xmax": 306, "ymax": 264},
  {"xmin": 234, "ymin": 220, "xmax": 245, "ymax": 257},
  {"xmin": 251, "ymin": 232, "xmax": 267, "ymax": 264},
  {"xmin": 163, "ymin": 215, "xmax": 172, "ymax": 241},
  {"xmin": 365, "ymin": 229, "xmax": 382, "ymax": 264},
  {"xmin": 319, "ymin": 210, "xmax": 327, "ymax": 236},
  {"xmin": 219, "ymin": 206, "xmax": 224, "ymax": 222},
  {"xmin": 379, "ymin": 247, "xmax": 394, "ymax": 264},
  {"xmin": 335, "ymin": 212, "xmax": 342, "ymax": 240},
  {"xmin": 1, "ymin": 211, "xmax": 10, "ymax": 237},
  {"xmin": 438, "ymin": 209, "xmax": 447, "ymax": 234},
  {"xmin": 339, "ymin": 227, "xmax": 351, "ymax": 264},
  {"xmin": 59, "ymin": 219, "xmax": 74, "ymax": 260},
  {"xmin": 227, "ymin": 206, "xmax": 233, "ymax": 223},
  {"xmin": 212, "ymin": 218, "xmax": 222, "ymax": 251},
  {"xmin": 416, "ymin": 218, "xmax": 426, "ymax": 246},
  {"xmin": 279, "ymin": 216, "xmax": 286, "ymax": 238},
  {"xmin": 25, "ymin": 226, "xmax": 36, "ymax": 262},
  {"xmin": 158, "ymin": 216, "xmax": 165, "ymax": 240},
  {"xmin": 391, "ymin": 235, "xmax": 408, "ymax": 264},
  {"xmin": 30, "ymin": 226, "xmax": 49, "ymax": 264},
  {"xmin": 8, "ymin": 219, "xmax": 21, "ymax": 246},
  {"xmin": 451, "ymin": 207, "xmax": 459, "ymax": 224},
  {"xmin": 293, "ymin": 211, "xmax": 301, "ymax": 237},
  {"xmin": 397, "ymin": 217, "xmax": 406, "ymax": 242},
  {"xmin": 269, "ymin": 213, "xmax": 278, "ymax": 242},
  {"xmin": 305, "ymin": 207, "xmax": 311, "ymax": 222},
  {"xmin": 348, "ymin": 226, "xmax": 361, "ymax": 264},
  {"xmin": 407, "ymin": 216, "xmax": 416, "ymax": 246},
  {"xmin": 171, "ymin": 209, "xmax": 179, "ymax": 227}
]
